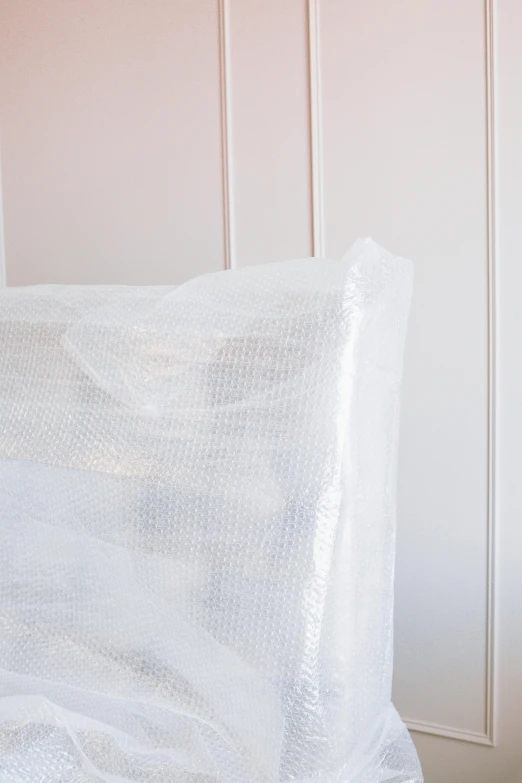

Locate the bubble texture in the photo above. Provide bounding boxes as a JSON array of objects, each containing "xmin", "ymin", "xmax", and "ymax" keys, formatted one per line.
[{"xmin": 0, "ymin": 240, "xmax": 422, "ymax": 782}]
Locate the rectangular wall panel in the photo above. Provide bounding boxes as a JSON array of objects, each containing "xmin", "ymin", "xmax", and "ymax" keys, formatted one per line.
[
  {"xmin": 0, "ymin": 0, "xmax": 225, "ymax": 285},
  {"xmin": 321, "ymin": 0, "xmax": 490, "ymax": 736},
  {"xmin": 228, "ymin": 0, "xmax": 313, "ymax": 267}
]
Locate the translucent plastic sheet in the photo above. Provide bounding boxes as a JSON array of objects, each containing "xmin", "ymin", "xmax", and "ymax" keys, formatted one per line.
[{"xmin": 0, "ymin": 239, "xmax": 423, "ymax": 782}]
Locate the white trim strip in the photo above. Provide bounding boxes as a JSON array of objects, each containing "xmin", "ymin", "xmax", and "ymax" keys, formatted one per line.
[
  {"xmin": 0, "ymin": 134, "xmax": 7, "ymax": 287},
  {"xmin": 307, "ymin": 0, "xmax": 325, "ymax": 258},
  {"xmin": 405, "ymin": 718, "xmax": 494, "ymax": 747},
  {"xmin": 484, "ymin": 0, "xmax": 498, "ymax": 747},
  {"xmin": 218, "ymin": 0, "xmax": 236, "ymax": 270}
]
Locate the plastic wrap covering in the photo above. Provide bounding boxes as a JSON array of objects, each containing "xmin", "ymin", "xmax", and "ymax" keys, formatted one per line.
[{"xmin": 0, "ymin": 239, "xmax": 422, "ymax": 783}]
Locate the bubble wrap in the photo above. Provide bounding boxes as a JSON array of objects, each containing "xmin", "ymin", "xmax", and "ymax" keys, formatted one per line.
[{"xmin": 0, "ymin": 239, "xmax": 422, "ymax": 783}]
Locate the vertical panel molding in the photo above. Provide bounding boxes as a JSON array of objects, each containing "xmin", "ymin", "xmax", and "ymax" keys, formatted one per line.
[
  {"xmin": 218, "ymin": 0, "xmax": 236, "ymax": 270},
  {"xmin": 484, "ymin": 0, "xmax": 498, "ymax": 748},
  {"xmin": 307, "ymin": 0, "xmax": 325, "ymax": 258},
  {"xmin": 404, "ymin": 0, "xmax": 498, "ymax": 747},
  {"xmin": 0, "ymin": 136, "xmax": 6, "ymax": 287}
]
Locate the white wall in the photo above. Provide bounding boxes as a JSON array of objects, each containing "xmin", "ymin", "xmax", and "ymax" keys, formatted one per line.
[
  {"xmin": 0, "ymin": 2, "xmax": 521, "ymax": 781},
  {"xmin": 0, "ymin": 0, "xmax": 227, "ymax": 284}
]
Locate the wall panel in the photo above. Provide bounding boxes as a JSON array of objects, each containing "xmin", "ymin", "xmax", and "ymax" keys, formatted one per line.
[
  {"xmin": 0, "ymin": 0, "xmax": 225, "ymax": 285},
  {"xmin": 321, "ymin": 0, "xmax": 490, "ymax": 739},
  {"xmin": 227, "ymin": 0, "xmax": 313, "ymax": 267}
]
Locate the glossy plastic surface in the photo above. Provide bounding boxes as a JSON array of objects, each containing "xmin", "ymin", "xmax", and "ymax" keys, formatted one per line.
[{"xmin": 0, "ymin": 239, "xmax": 422, "ymax": 782}]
